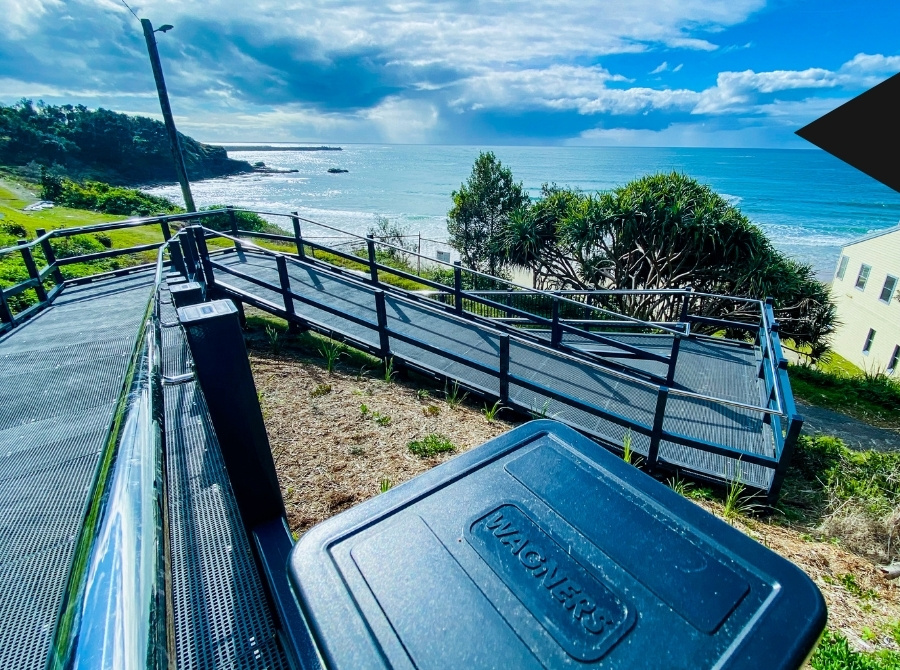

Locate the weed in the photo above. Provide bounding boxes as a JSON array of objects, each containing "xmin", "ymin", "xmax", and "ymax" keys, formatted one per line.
[
  {"xmin": 862, "ymin": 628, "xmax": 878, "ymax": 642},
  {"xmin": 809, "ymin": 630, "xmax": 900, "ymax": 670},
  {"xmin": 839, "ymin": 573, "xmax": 878, "ymax": 600},
  {"xmin": 667, "ymin": 475, "xmax": 693, "ymax": 497},
  {"xmin": 356, "ymin": 365, "xmax": 370, "ymax": 382},
  {"xmin": 349, "ymin": 446, "xmax": 365, "ymax": 456},
  {"xmin": 374, "ymin": 412, "xmax": 391, "ymax": 427},
  {"xmin": 622, "ymin": 430, "xmax": 642, "ymax": 466},
  {"xmin": 482, "ymin": 400, "xmax": 503, "ymax": 422},
  {"xmin": 529, "ymin": 398, "xmax": 551, "ymax": 419},
  {"xmin": 722, "ymin": 463, "xmax": 758, "ymax": 522},
  {"xmin": 889, "ymin": 621, "xmax": 900, "ymax": 646},
  {"xmin": 265, "ymin": 324, "xmax": 281, "ymax": 354},
  {"xmin": 383, "ymin": 357, "xmax": 397, "ymax": 383},
  {"xmin": 416, "ymin": 389, "xmax": 431, "ymax": 401},
  {"xmin": 360, "ymin": 403, "xmax": 370, "ymax": 417},
  {"xmin": 688, "ymin": 487, "xmax": 716, "ymax": 501},
  {"xmin": 380, "ymin": 478, "xmax": 393, "ymax": 493},
  {"xmin": 319, "ymin": 338, "xmax": 341, "ymax": 373},
  {"xmin": 310, "ymin": 383, "xmax": 332, "ymax": 398},
  {"xmin": 408, "ymin": 433, "xmax": 456, "ymax": 458},
  {"xmin": 444, "ymin": 380, "xmax": 468, "ymax": 409},
  {"xmin": 423, "ymin": 404, "xmax": 441, "ymax": 417}
]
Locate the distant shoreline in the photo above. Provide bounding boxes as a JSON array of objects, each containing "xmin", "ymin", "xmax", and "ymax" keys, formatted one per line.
[{"xmin": 220, "ymin": 145, "xmax": 342, "ymax": 152}]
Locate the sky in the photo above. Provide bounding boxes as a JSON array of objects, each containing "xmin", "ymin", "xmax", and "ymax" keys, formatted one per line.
[{"xmin": 0, "ymin": 0, "xmax": 898, "ymax": 147}]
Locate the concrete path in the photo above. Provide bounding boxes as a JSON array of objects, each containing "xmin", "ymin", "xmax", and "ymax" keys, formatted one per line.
[{"xmin": 797, "ymin": 400, "xmax": 900, "ymax": 452}]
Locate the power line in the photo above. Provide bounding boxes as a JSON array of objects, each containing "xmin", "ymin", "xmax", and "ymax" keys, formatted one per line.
[{"xmin": 120, "ymin": 0, "xmax": 140, "ymax": 22}]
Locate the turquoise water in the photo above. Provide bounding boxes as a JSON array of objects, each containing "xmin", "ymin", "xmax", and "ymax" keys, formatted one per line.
[{"xmin": 144, "ymin": 145, "xmax": 900, "ymax": 279}]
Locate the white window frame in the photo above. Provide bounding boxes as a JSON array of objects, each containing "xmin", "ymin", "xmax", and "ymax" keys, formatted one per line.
[
  {"xmin": 835, "ymin": 255, "xmax": 849, "ymax": 280},
  {"xmin": 863, "ymin": 328, "xmax": 876, "ymax": 354},
  {"xmin": 856, "ymin": 264, "xmax": 872, "ymax": 290},
  {"xmin": 879, "ymin": 275, "xmax": 898, "ymax": 304}
]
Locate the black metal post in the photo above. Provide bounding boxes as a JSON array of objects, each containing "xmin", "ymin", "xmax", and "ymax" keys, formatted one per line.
[
  {"xmin": 679, "ymin": 287, "xmax": 692, "ymax": 323},
  {"xmin": 0, "ymin": 287, "xmax": 12, "ymax": 324},
  {"xmin": 189, "ymin": 227, "xmax": 210, "ymax": 286},
  {"xmin": 179, "ymin": 230, "xmax": 199, "ymax": 280},
  {"xmin": 453, "ymin": 261, "xmax": 463, "ymax": 316},
  {"xmin": 499, "ymin": 335, "xmax": 510, "ymax": 404},
  {"xmin": 177, "ymin": 300, "xmax": 285, "ymax": 529},
  {"xmin": 18, "ymin": 241, "xmax": 47, "ymax": 302},
  {"xmin": 291, "ymin": 211, "xmax": 305, "ymax": 260},
  {"xmin": 665, "ymin": 334, "xmax": 682, "ymax": 387},
  {"xmin": 366, "ymin": 234, "xmax": 378, "ymax": 284},
  {"xmin": 168, "ymin": 238, "xmax": 187, "ymax": 277},
  {"xmin": 646, "ymin": 386, "xmax": 669, "ymax": 472},
  {"xmin": 768, "ymin": 413, "xmax": 804, "ymax": 505},
  {"xmin": 276, "ymin": 255, "xmax": 298, "ymax": 331},
  {"xmin": 140, "ymin": 18, "xmax": 195, "ymax": 212},
  {"xmin": 374, "ymin": 290, "xmax": 390, "ymax": 358},
  {"xmin": 551, "ymin": 297, "xmax": 562, "ymax": 347},
  {"xmin": 35, "ymin": 228, "xmax": 63, "ymax": 285}
]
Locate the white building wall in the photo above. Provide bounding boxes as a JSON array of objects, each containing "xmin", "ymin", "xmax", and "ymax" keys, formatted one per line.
[{"xmin": 829, "ymin": 228, "xmax": 900, "ymax": 375}]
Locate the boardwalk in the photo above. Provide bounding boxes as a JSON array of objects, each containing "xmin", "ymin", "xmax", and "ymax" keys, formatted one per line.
[{"xmin": 212, "ymin": 249, "xmax": 776, "ymax": 489}]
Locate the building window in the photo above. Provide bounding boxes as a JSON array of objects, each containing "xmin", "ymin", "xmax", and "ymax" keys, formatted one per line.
[
  {"xmin": 889, "ymin": 345, "xmax": 900, "ymax": 373},
  {"xmin": 856, "ymin": 264, "xmax": 872, "ymax": 290},
  {"xmin": 880, "ymin": 275, "xmax": 898, "ymax": 303},
  {"xmin": 836, "ymin": 255, "xmax": 849, "ymax": 280},
  {"xmin": 863, "ymin": 328, "xmax": 876, "ymax": 354}
]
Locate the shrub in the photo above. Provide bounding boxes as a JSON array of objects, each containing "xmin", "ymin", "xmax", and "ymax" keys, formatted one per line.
[{"xmin": 41, "ymin": 175, "xmax": 181, "ymax": 217}]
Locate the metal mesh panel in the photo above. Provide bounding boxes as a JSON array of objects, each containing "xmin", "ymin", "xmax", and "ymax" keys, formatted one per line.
[
  {"xmin": 0, "ymin": 271, "xmax": 155, "ymax": 670},
  {"xmin": 161, "ymin": 292, "xmax": 288, "ymax": 670}
]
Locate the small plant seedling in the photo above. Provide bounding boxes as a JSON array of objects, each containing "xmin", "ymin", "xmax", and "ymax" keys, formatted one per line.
[
  {"xmin": 349, "ymin": 446, "xmax": 365, "ymax": 456},
  {"xmin": 482, "ymin": 400, "xmax": 503, "ymax": 422},
  {"xmin": 356, "ymin": 365, "xmax": 370, "ymax": 382},
  {"xmin": 667, "ymin": 475, "xmax": 693, "ymax": 497},
  {"xmin": 861, "ymin": 627, "xmax": 877, "ymax": 642},
  {"xmin": 529, "ymin": 398, "xmax": 551, "ymax": 419},
  {"xmin": 444, "ymin": 380, "xmax": 468, "ymax": 409},
  {"xmin": 374, "ymin": 412, "xmax": 391, "ymax": 426},
  {"xmin": 416, "ymin": 389, "xmax": 431, "ymax": 401},
  {"xmin": 310, "ymin": 383, "xmax": 332, "ymax": 397},
  {"xmin": 839, "ymin": 573, "xmax": 878, "ymax": 600},
  {"xmin": 380, "ymin": 478, "xmax": 393, "ymax": 493},
  {"xmin": 889, "ymin": 620, "xmax": 900, "ymax": 646},
  {"xmin": 383, "ymin": 357, "xmax": 397, "ymax": 383},
  {"xmin": 621, "ymin": 429, "xmax": 642, "ymax": 466},
  {"xmin": 408, "ymin": 433, "xmax": 456, "ymax": 458},
  {"xmin": 319, "ymin": 338, "xmax": 341, "ymax": 373},
  {"xmin": 360, "ymin": 403, "xmax": 370, "ymax": 417},
  {"xmin": 265, "ymin": 324, "xmax": 281, "ymax": 354},
  {"xmin": 688, "ymin": 486, "xmax": 716, "ymax": 501},
  {"xmin": 423, "ymin": 404, "xmax": 441, "ymax": 417}
]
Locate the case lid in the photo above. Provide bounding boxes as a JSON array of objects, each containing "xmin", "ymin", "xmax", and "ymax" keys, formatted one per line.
[{"xmin": 289, "ymin": 420, "xmax": 825, "ymax": 669}]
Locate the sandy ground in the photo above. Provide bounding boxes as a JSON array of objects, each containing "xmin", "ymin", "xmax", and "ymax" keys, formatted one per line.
[{"xmin": 250, "ymin": 343, "xmax": 900, "ymax": 654}]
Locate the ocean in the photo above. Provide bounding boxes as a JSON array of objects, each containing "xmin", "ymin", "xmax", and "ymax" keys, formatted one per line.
[{"xmin": 144, "ymin": 145, "xmax": 900, "ymax": 280}]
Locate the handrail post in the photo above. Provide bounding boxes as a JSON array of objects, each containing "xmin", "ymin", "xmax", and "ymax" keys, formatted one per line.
[
  {"xmin": 551, "ymin": 297, "xmax": 562, "ymax": 347},
  {"xmin": 19, "ymin": 240, "xmax": 47, "ymax": 302},
  {"xmin": 168, "ymin": 238, "xmax": 187, "ymax": 277},
  {"xmin": 291, "ymin": 211, "xmax": 305, "ymax": 260},
  {"xmin": 276, "ymin": 255, "xmax": 298, "ymax": 330},
  {"xmin": 0, "ymin": 286, "xmax": 12, "ymax": 324},
  {"xmin": 767, "ymin": 413, "xmax": 803, "ymax": 505},
  {"xmin": 374, "ymin": 290, "xmax": 390, "ymax": 358},
  {"xmin": 453, "ymin": 261, "xmax": 463, "ymax": 315},
  {"xmin": 646, "ymin": 385, "xmax": 669, "ymax": 473},
  {"xmin": 499, "ymin": 334, "xmax": 510, "ymax": 404},
  {"xmin": 36, "ymin": 228, "xmax": 63, "ymax": 285},
  {"xmin": 179, "ymin": 229, "xmax": 199, "ymax": 280},
  {"xmin": 679, "ymin": 287, "xmax": 692, "ymax": 327},
  {"xmin": 189, "ymin": 227, "xmax": 210, "ymax": 286},
  {"xmin": 159, "ymin": 216, "xmax": 172, "ymax": 241},
  {"xmin": 665, "ymin": 332, "xmax": 682, "ymax": 386},
  {"xmin": 227, "ymin": 206, "xmax": 242, "ymax": 252},
  {"xmin": 366, "ymin": 234, "xmax": 379, "ymax": 285}
]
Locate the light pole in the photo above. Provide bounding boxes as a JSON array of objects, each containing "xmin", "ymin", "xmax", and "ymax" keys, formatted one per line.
[{"xmin": 140, "ymin": 18, "xmax": 196, "ymax": 212}]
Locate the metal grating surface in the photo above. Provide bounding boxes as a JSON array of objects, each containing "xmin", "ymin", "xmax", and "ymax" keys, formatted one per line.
[
  {"xmin": 214, "ymin": 251, "xmax": 777, "ymax": 488},
  {"xmin": 161, "ymin": 284, "xmax": 288, "ymax": 670},
  {"xmin": 0, "ymin": 271, "xmax": 155, "ymax": 670}
]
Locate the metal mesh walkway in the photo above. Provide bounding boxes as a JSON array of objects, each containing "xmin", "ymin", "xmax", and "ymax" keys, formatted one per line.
[
  {"xmin": 213, "ymin": 251, "xmax": 775, "ymax": 489},
  {"xmin": 0, "ymin": 272, "xmax": 154, "ymax": 670},
  {"xmin": 158, "ymin": 287, "xmax": 289, "ymax": 670}
]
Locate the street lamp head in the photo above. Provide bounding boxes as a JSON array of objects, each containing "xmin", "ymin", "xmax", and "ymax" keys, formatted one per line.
[{"xmin": 155, "ymin": 24, "xmax": 174, "ymax": 33}]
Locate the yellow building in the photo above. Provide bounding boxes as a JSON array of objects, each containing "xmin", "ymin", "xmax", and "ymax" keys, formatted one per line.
[{"xmin": 829, "ymin": 224, "xmax": 900, "ymax": 375}]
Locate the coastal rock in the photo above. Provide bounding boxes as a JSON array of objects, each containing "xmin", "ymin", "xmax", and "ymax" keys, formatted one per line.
[{"xmin": 327, "ymin": 168, "xmax": 349, "ymax": 174}]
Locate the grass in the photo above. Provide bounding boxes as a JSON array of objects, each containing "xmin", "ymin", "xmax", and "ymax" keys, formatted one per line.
[
  {"xmin": 810, "ymin": 630, "xmax": 900, "ymax": 670},
  {"xmin": 318, "ymin": 337, "xmax": 341, "ymax": 373},
  {"xmin": 408, "ymin": 433, "xmax": 456, "ymax": 458},
  {"xmin": 444, "ymin": 380, "xmax": 467, "ymax": 409},
  {"xmin": 789, "ymin": 361, "xmax": 900, "ymax": 428},
  {"xmin": 482, "ymin": 400, "xmax": 503, "ymax": 422},
  {"xmin": 622, "ymin": 429, "xmax": 640, "ymax": 466}
]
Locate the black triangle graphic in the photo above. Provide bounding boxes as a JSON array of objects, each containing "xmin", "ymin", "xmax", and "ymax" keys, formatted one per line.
[{"xmin": 796, "ymin": 71, "xmax": 900, "ymax": 194}]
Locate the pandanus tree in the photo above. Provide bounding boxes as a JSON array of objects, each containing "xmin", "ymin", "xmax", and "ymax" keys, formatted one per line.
[{"xmin": 500, "ymin": 173, "xmax": 835, "ymax": 357}]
